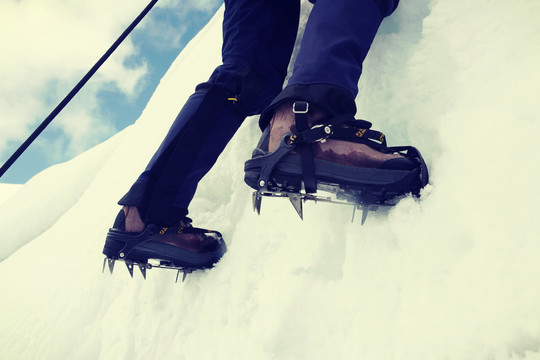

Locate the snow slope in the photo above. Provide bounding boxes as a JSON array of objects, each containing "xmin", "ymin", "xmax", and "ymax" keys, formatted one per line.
[
  {"xmin": 1, "ymin": 1, "xmax": 540, "ymax": 359},
  {"xmin": 0, "ymin": 183, "xmax": 22, "ymax": 205}
]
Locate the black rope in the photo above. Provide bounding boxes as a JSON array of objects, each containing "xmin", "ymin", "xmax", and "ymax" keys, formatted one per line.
[{"xmin": 0, "ymin": 0, "xmax": 159, "ymax": 180}]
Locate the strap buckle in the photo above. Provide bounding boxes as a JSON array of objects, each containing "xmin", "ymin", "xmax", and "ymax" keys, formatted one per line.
[
  {"xmin": 292, "ymin": 101, "xmax": 309, "ymax": 114},
  {"xmin": 306, "ymin": 124, "xmax": 333, "ymax": 143}
]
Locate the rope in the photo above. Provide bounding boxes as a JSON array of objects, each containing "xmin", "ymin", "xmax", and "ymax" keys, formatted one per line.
[{"xmin": 0, "ymin": 0, "xmax": 159, "ymax": 179}]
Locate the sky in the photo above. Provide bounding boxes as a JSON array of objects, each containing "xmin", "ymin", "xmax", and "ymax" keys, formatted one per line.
[{"xmin": 0, "ymin": 0, "xmax": 222, "ymax": 184}]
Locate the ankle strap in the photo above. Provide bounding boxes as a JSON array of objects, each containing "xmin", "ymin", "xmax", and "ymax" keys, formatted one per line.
[{"xmin": 293, "ymin": 101, "xmax": 317, "ymax": 193}]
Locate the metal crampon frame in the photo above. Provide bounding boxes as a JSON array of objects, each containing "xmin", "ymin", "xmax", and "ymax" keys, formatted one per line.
[
  {"xmin": 252, "ymin": 188, "xmax": 390, "ymax": 225},
  {"xmin": 102, "ymin": 257, "xmax": 197, "ymax": 282}
]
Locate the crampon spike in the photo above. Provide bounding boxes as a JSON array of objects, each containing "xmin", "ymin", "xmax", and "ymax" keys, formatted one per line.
[
  {"xmin": 252, "ymin": 191, "xmax": 262, "ymax": 215},
  {"xmin": 175, "ymin": 269, "xmax": 192, "ymax": 283},
  {"xmin": 138, "ymin": 264, "xmax": 147, "ymax": 279},
  {"xmin": 351, "ymin": 205, "xmax": 371, "ymax": 225},
  {"xmin": 109, "ymin": 259, "xmax": 116, "ymax": 274},
  {"xmin": 288, "ymin": 193, "xmax": 303, "ymax": 220},
  {"xmin": 361, "ymin": 206, "xmax": 370, "ymax": 225},
  {"xmin": 125, "ymin": 262, "xmax": 134, "ymax": 278},
  {"xmin": 102, "ymin": 258, "xmax": 116, "ymax": 274}
]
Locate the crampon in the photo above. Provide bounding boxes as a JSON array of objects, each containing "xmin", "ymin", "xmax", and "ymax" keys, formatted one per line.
[
  {"xmin": 245, "ymin": 101, "xmax": 429, "ymax": 223},
  {"xmin": 102, "ymin": 214, "xmax": 226, "ymax": 282}
]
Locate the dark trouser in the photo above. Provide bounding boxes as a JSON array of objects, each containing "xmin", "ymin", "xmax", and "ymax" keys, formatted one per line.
[{"xmin": 119, "ymin": 0, "xmax": 399, "ymax": 226}]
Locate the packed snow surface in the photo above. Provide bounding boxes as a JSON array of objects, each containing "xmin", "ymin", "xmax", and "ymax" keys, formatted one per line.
[
  {"xmin": 1, "ymin": 1, "xmax": 540, "ymax": 359},
  {"xmin": 0, "ymin": 184, "xmax": 22, "ymax": 205}
]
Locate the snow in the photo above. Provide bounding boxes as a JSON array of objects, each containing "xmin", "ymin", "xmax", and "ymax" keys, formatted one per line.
[
  {"xmin": 0, "ymin": 183, "xmax": 22, "ymax": 205},
  {"xmin": 1, "ymin": 1, "xmax": 540, "ymax": 359}
]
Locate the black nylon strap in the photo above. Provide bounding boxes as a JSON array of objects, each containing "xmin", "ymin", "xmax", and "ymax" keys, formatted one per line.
[
  {"xmin": 293, "ymin": 101, "xmax": 317, "ymax": 193},
  {"xmin": 330, "ymin": 127, "xmax": 387, "ymax": 147},
  {"xmin": 302, "ymin": 125, "xmax": 331, "ymax": 144}
]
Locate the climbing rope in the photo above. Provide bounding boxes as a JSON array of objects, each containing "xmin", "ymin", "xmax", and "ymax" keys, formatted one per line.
[{"xmin": 0, "ymin": 0, "xmax": 159, "ymax": 179}]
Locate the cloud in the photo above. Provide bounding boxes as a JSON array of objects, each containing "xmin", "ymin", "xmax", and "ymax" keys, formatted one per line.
[
  {"xmin": 0, "ymin": 0, "xmax": 150, "ymax": 162},
  {"xmin": 139, "ymin": 11, "xmax": 188, "ymax": 51},
  {"xmin": 139, "ymin": 0, "xmax": 222, "ymax": 51},
  {"xmin": 0, "ymin": 0, "xmax": 224, "ymax": 183}
]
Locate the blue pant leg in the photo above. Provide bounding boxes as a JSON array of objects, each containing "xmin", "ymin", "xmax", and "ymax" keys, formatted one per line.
[
  {"xmin": 212, "ymin": 0, "xmax": 300, "ymax": 115},
  {"xmin": 289, "ymin": 0, "xmax": 398, "ymax": 96},
  {"xmin": 118, "ymin": 87, "xmax": 242, "ymax": 225},
  {"xmin": 119, "ymin": 0, "xmax": 299, "ymax": 225},
  {"xmin": 259, "ymin": 0, "xmax": 399, "ymax": 129}
]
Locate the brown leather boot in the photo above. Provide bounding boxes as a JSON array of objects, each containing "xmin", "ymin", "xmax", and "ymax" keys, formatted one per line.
[
  {"xmin": 268, "ymin": 101, "xmax": 403, "ymax": 168},
  {"xmin": 121, "ymin": 206, "xmax": 218, "ymax": 253},
  {"xmin": 244, "ymin": 100, "xmax": 428, "ymax": 205},
  {"xmin": 102, "ymin": 206, "xmax": 226, "ymax": 269}
]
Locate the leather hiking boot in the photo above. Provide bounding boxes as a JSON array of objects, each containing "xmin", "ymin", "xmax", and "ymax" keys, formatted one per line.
[
  {"xmin": 267, "ymin": 101, "xmax": 413, "ymax": 170},
  {"xmin": 102, "ymin": 207, "xmax": 226, "ymax": 269},
  {"xmin": 244, "ymin": 101, "xmax": 429, "ymax": 204}
]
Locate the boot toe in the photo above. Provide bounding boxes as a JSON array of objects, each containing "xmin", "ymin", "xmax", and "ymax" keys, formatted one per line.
[{"xmin": 379, "ymin": 157, "xmax": 417, "ymax": 171}]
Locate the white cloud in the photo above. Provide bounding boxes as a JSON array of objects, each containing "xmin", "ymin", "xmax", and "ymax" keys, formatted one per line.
[
  {"xmin": 55, "ymin": 101, "xmax": 117, "ymax": 157},
  {"xmin": 0, "ymin": 0, "xmax": 150, "ymax": 161},
  {"xmin": 138, "ymin": 0, "xmax": 221, "ymax": 51},
  {"xmin": 0, "ymin": 0, "xmax": 223, "ymax": 179}
]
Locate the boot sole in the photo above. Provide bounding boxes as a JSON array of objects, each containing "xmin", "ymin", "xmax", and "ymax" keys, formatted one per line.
[{"xmin": 244, "ymin": 153, "xmax": 423, "ymax": 204}]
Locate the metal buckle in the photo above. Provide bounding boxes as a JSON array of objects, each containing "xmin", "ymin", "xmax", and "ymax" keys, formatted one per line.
[
  {"xmin": 292, "ymin": 101, "xmax": 309, "ymax": 114},
  {"xmin": 308, "ymin": 124, "xmax": 333, "ymax": 143}
]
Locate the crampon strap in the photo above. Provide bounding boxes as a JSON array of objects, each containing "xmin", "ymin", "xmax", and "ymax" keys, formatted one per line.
[
  {"xmin": 290, "ymin": 109, "xmax": 388, "ymax": 149},
  {"xmin": 289, "ymin": 101, "xmax": 429, "ymax": 190},
  {"xmin": 293, "ymin": 101, "xmax": 317, "ymax": 193}
]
